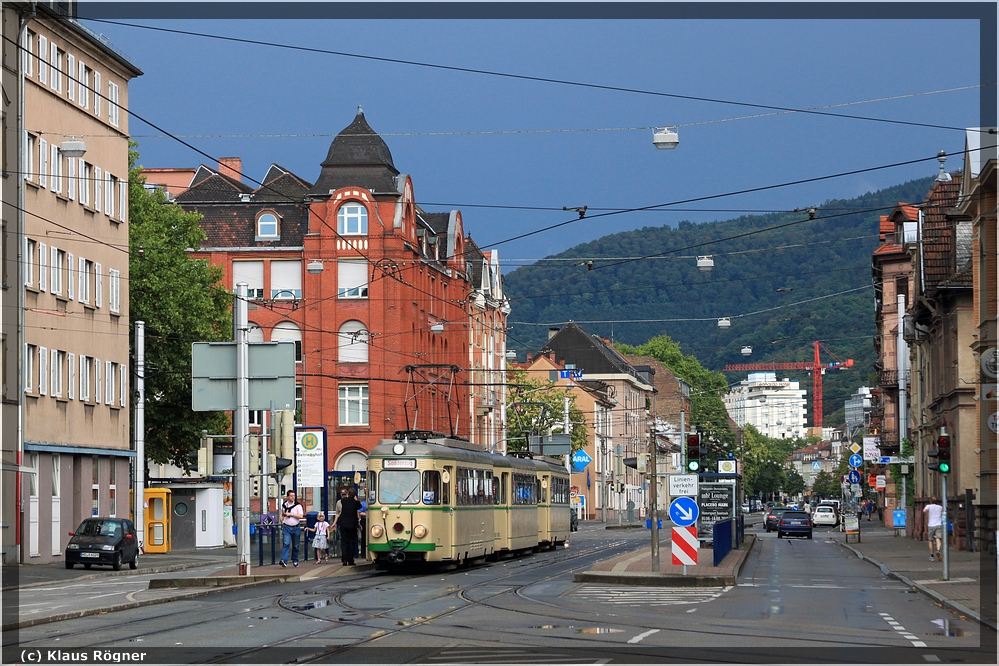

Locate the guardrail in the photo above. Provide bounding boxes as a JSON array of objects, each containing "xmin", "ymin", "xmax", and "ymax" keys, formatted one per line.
[
  {"xmin": 712, "ymin": 516, "xmax": 745, "ymax": 566},
  {"xmin": 250, "ymin": 525, "xmax": 346, "ymax": 566}
]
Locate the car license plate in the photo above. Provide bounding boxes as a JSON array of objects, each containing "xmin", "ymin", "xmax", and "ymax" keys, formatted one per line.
[
  {"xmin": 80, "ymin": 552, "xmax": 99, "ymax": 558},
  {"xmin": 792, "ymin": 521, "xmax": 803, "ymax": 525}
]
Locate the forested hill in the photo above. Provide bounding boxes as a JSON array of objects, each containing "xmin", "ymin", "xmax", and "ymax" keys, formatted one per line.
[{"xmin": 503, "ymin": 176, "xmax": 936, "ymax": 426}]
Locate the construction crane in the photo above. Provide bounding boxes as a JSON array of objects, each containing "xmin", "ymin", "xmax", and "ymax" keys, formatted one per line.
[{"xmin": 723, "ymin": 341, "xmax": 853, "ymax": 429}]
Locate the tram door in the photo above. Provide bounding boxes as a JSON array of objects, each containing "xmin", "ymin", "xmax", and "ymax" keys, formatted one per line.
[{"xmin": 438, "ymin": 466, "xmax": 454, "ymax": 559}]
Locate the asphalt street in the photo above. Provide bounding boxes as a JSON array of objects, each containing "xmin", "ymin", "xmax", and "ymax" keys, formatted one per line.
[{"xmin": 6, "ymin": 520, "xmax": 992, "ymax": 664}]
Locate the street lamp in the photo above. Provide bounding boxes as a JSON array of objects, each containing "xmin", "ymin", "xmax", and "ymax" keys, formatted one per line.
[
  {"xmin": 60, "ymin": 138, "xmax": 87, "ymax": 158},
  {"xmin": 652, "ymin": 127, "xmax": 679, "ymax": 150},
  {"xmin": 306, "ymin": 260, "xmax": 324, "ymax": 274}
]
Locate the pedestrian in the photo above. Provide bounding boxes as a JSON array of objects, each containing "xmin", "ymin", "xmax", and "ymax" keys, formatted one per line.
[
  {"xmin": 279, "ymin": 489, "xmax": 305, "ymax": 568},
  {"xmin": 923, "ymin": 496, "xmax": 944, "ymax": 562},
  {"xmin": 331, "ymin": 487, "xmax": 362, "ymax": 566},
  {"xmin": 358, "ymin": 497, "xmax": 368, "ymax": 558},
  {"xmin": 333, "ymin": 488, "xmax": 348, "ymax": 560},
  {"xmin": 306, "ymin": 512, "xmax": 331, "ymax": 563},
  {"xmin": 864, "ymin": 499, "xmax": 873, "ymax": 521}
]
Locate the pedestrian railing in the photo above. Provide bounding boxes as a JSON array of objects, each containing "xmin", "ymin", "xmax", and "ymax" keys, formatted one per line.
[{"xmin": 712, "ymin": 518, "xmax": 740, "ymax": 566}]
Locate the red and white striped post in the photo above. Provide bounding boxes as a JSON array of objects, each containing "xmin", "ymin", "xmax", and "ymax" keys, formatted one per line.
[{"xmin": 671, "ymin": 526, "xmax": 698, "ymax": 571}]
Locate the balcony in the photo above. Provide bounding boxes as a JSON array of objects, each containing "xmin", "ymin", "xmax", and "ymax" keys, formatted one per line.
[
  {"xmin": 877, "ymin": 430, "xmax": 900, "ymax": 453},
  {"xmin": 878, "ymin": 369, "xmax": 898, "ymax": 387}
]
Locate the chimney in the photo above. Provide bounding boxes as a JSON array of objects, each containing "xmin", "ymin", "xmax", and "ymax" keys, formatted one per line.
[
  {"xmin": 218, "ymin": 157, "xmax": 243, "ymax": 183},
  {"xmin": 548, "ymin": 327, "xmax": 560, "ymax": 341}
]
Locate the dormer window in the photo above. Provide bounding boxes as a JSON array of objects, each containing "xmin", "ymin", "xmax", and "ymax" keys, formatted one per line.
[
  {"xmin": 256, "ymin": 211, "xmax": 280, "ymax": 240},
  {"xmin": 337, "ymin": 202, "xmax": 368, "ymax": 235}
]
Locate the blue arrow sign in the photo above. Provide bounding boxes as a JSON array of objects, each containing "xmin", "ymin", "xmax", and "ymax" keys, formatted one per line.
[
  {"xmin": 847, "ymin": 470, "xmax": 862, "ymax": 484},
  {"xmin": 849, "ymin": 454, "xmax": 863, "ymax": 469},
  {"xmin": 878, "ymin": 456, "xmax": 891, "ymax": 464},
  {"xmin": 669, "ymin": 496, "xmax": 699, "ymax": 527},
  {"xmin": 571, "ymin": 449, "xmax": 592, "ymax": 472}
]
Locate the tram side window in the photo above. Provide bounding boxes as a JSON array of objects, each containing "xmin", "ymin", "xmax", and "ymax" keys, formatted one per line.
[
  {"xmin": 367, "ymin": 471, "xmax": 377, "ymax": 503},
  {"xmin": 513, "ymin": 473, "xmax": 536, "ymax": 506},
  {"xmin": 456, "ymin": 467, "xmax": 469, "ymax": 506},
  {"xmin": 422, "ymin": 470, "xmax": 440, "ymax": 505},
  {"xmin": 551, "ymin": 477, "xmax": 568, "ymax": 505},
  {"xmin": 501, "ymin": 472, "xmax": 508, "ymax": 505},
  {"xmin": 492, "ymin": 475, "xmax": 500, "ymax": 505},
  {"xmin": 537, "ymin": 478, "xmax": 546, "ymax": 504},
  {"xmin": 442, "ymin": 467, "xmax": 451, "ymax": 505}
]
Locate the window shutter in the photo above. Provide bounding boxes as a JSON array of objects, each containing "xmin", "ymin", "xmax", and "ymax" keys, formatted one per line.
[
  {"xmin": 105, "ymin": 172, "xmax": 113, "ymax": 216},
  {"xmin": 119, "ymin": 180, "xmax": 127, "ymax": 223},
  {"xmin": 68, "ymin": 157, "xmax": 76, "ymax": 200},
  {"xmin": 93, "ymin": 167, "xmax": 101, "ymax": 211},
  {"xmin": 24, "ymin": 344, "xmax": 32, "ymax": 393},
  {"xmin": 38, "ymin": 242, "xmax": 47, "ymax": 291},
  {"xmin": 270, "ymin": 260, "xmax": 302, "ymax": 299},
  {"xmin": 94, "ymin": 263, "xmax": 102, "ymax": 307},
  {"xmin": 67, "ymin": 54, "xmax": 76, "ymax": 101},
  {"xmin": 50, "ymin": 246, "xmax": 58, "ymax": 295},
  {"xmin": 38, "ymin": 138, "xmax": 48, "ymax": 188},
  {"xmin": 67, "ymin": 253, "xmax": 74, "ymax": 300},
  {"xmin": 109, "ymin": 269, "xmax": 120, "ymax": 313},
  {"xmin": 119, "ymin": 364, "xmax": 127, "ymax": 408},
  {"xmin": 80, "ymin": 355, "xmax": 88, "ymax": 401},
  {"xmin": 232, "ymin": 261, "xmax": 264, "ymax": 297},
  {"xmin": 49, "ymin": 42, "xmax": 58, "ymax": 90},
  {"xmin": 94, "ymin": 358, "xmax": 101, "ymax": 404},
  {"xmin": 51, "ymin": 349, "xmax": 59, "ymax": 397},
  {"xmin": 39, "ymin": 347, "xmax": 48, "ymax": 396},
  {"xmin": 93, "ymin": 72, "xmax": 101, "ymax": 116},
  {"xmin": 105, "ymin": 360, "xmax": 113, "ymax": 405},
  {"xmin": 337, "ymin": 260, "xmax": 369, "ymax": 298},
  {"xmin": 23, "ymin": 237, "xmax": 32, "ymax": 287},
  {"xmin": 68, "ymin": 353, "xmax": 76, "ymax": 400},
  {"xmin": 79, "ymin": 160, "xmax": 88, "ymax": 206},
  {"xmin": 38, "ymin": 36, "xmax": 47, "ymax": 85},
  {"xmin": 78, "ymin": 60, "xmax": 87, "ymax": 108},
  {"xmin": 78, "ymin": 257, "xmax": 87, "ymax": 303},
  {"xmin": 50, "ymin": 143, "xmax": 59, "ymax": 192}
]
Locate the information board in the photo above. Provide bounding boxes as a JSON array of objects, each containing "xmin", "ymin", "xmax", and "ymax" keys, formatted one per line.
[
  {"xmin": 697, "ymin": 482, "xmax": 735, "ymax": 531},
  {"xmin": 295, "ymin": 428, "xmax": 326, "ymax": 488}
]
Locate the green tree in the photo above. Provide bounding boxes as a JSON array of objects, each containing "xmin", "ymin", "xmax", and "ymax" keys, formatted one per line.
[
  {"xmin": 740, "ymin": 424, "xmax": 786, "ymax": 499},
  {"xmin": 506, "ymin": 370, "xmax": 587, "ymax": 455},
  {"xmin": 129, "ymin": 146, "xmax": 233, "ymax": 468},
  {"xmin": 783, "ymin": 469, "xmax": 806, "ymax": 496},
  {"xmin": 811, "ymin": 471, "xmax": 841, "ymax": 498}
]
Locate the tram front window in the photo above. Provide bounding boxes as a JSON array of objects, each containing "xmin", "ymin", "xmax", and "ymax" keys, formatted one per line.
[{"xmin": 379, "ymin": 471, "xmax": 422, "ymax": 505}]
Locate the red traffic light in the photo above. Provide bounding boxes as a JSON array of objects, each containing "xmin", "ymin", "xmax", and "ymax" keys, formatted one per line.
[
  {"xmin": 686, "ymin": 434, "xmax": 699, "ymax": 448},
  {"xmin": 936, "ymin": 435, "xmax": 951, "ymax": 461}
]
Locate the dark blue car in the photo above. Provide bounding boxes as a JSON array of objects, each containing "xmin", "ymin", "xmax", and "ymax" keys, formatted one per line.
[
  {"xmin": 776, "ymin": 510, "xmax": 813, "ymax": 539},
  {"xmin": 65, "ymin": 517, "xmax": 139, "ymax": 570}
]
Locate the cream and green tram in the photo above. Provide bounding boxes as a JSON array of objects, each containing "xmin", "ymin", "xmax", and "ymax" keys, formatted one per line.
[
  {"xmin": 533, "ymin": 457, "xmax": 571, "ymax": 550},
  {"xmin": 366, "ymin": 434, "xmax": 497, "ymax": 566},
  {"xmin": 491, "ymin": 454, "xmax": 541, "ymax": 556}
]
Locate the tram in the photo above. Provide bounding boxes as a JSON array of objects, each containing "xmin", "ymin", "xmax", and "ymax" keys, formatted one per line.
[{"xmin": 365, "ymin": 431, "xmax": 571, "ymax": 567}]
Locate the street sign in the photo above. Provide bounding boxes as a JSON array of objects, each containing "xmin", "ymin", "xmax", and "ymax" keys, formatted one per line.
[
  {"xmin": 191, "ymin": 341, "xmax": 297, "ymax": 411},
  {"xmin": 848, "ymin": 454, "xmax": 863, "ymax": 469},
  {"xmin": 847, "ymin": 470, "xmax": 861, "ymax": 484},
  {"xmin": 295, "ymin": 428, "xmax": 327, "ymax": 488},
  {"xmin": 812, "ymin": 461, "xmax": 821, "ymax": 471},
  {"xmin": 668, "ymin": 474, "xmax": 698, "ymax": 497},
  {"xmin": 571, "ymin": 449, "xmax": 592, "ymax": 472},
  {"xmin": 892, "ymin": 510, "xmax": 906, "ymax": 528},
  {"xmin": 697, "ymin": 483, "xmax": 735, "ymax": 531},
  {"xmin": 878, "ymin": 456, "xmax": 915, "ymax": 464},
  {"xmin": 875, "ymin": 475, "xmax": 886, "ymax": 491},
  {"xmin": 529, "ymin": 434, "xmax": 572, "ymax": 455},
  {"xmin": 849, "ymin": 443, "xmax": 862, "ymax": 454},
  {"xmin": 863, "ymin": 436, "xmax": 880, "ymax": 461},
  {"xmin": 671, "ymin": 526, "xmax": 698, "ymax": 565},
  {"xmin": 850, "ymin": 483, "xmax": 861, "ymax": 493},
  {"xmin": 558, "ymin": 369, "xmax": 584, "ymax": 380},
  {"xmin": 668, "ymin": 496, "xmax": 699, "ymax": 527}
]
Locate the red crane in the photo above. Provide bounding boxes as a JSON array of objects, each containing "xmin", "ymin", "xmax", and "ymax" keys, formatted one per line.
[{"xmin": 723, "ymin": 341, "xmax": 853, "ymax": 429}]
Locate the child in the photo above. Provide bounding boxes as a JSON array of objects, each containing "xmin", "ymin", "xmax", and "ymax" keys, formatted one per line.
[{"xmin": 307, "ymin": 512, "xmax": 331, "ymax": 563}]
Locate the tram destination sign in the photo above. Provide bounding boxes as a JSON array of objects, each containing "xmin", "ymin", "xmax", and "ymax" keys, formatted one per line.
[{"xmin": 697, "ymin": 482, "xmax": 735, "ymax": 531}]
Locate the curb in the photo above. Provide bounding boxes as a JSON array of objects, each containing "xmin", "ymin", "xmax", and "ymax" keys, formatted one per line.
[
  {"xmin": 605, "ymin": 524, "xmax": 645, "ymax": 530},
  {"xmin": 8, "ymin": 559, "xmax": 233, "ymax": 591},
  {"xmin": 148, "ymin": 574, "xmax": 300, "ymax": 588},
  {"xmin": 836, "ymin": 540, "xmax": 995, "ymax": 631},
  {"xmin": 572, "ymin": 534, "xmax": 756, "ymax": 587},
  {"xmin": 3, "ymin": 578, "xmax": 277, "ymax": 632}
]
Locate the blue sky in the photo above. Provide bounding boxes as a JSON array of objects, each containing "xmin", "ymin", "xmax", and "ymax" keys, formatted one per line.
[{"xmin": 81, "ymin": 7, "xmax": 984, "ymax": 263}]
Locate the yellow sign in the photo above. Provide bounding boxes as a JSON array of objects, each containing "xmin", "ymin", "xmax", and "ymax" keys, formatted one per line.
[{"xmin": 849, "ymin": 443, "xmax": 862, "ymax": 454}]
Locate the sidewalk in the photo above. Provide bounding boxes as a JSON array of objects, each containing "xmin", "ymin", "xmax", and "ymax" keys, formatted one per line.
[
  {"xmin": 835, "ymin": 522, "xmax": 995, "ymax": 630},
  {"xmin": 5, "ymin": 551, "xmax": 234, "ymax": 589},
  {"xmin": 574, "ymin": 534, "xmax": 755, "ymax": 587}
]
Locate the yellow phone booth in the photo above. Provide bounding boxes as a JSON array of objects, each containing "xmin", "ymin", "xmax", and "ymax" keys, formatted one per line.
[{"xmin": 144, "ymin": 488, "xmax": 172, "ymax": 553}]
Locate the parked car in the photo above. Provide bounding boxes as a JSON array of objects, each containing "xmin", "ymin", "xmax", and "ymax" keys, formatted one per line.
[
  {"xmin": 812, "ymin": 505, "xmax": 839, "ymax": 526},
  {"xmin": 764, "ymin": 507, "xmax": 788, "ymax": 532},
  {"xmin": 777, "ymin": 510, "xmax": 813, "ymax": 539},
  {"xmin": 741, "ymin": 503, "xmax": 750, "ymax": 514},
  {"xmin": 65, "ymin": 517, "xmax": 139, "ymax": 571},
  {"xmin": 818, "ymin": 499, "xmax": 841, "ymax": 513}
]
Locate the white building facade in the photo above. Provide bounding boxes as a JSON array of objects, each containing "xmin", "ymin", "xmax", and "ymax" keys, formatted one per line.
[{"xmin": 724, "ymin": 372, "xmax": 807, "ymax": 440}]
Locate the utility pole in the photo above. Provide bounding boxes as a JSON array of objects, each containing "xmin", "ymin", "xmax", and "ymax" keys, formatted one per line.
[
  {"xmin": 649, "ymin": 418, "xmax": 659, "ymax": 572},
  {"xmin": 940, "ymin": 425, "xmax": 949, "ymax": 581},
  {"xmin": 234, "ymin": 283, "xmax": 250, "ymax": 576},
  {"xmin": 133, "ymin": 321, "xmax": 145, "ymax": 554}
]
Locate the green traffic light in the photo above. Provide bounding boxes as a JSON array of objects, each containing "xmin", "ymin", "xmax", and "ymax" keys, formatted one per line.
[
  {"xmin": 687, "ymin": 460, "xmax": 700, "ymax": 472},
  {"xmin": 938, "ymin": 462, "xmax": 950, "ymax": 473}
]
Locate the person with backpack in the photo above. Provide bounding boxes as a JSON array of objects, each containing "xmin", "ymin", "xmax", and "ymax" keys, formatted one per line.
[{"xmin": 331, "ymin": 487, "xmax": 362, "ymax": 566}]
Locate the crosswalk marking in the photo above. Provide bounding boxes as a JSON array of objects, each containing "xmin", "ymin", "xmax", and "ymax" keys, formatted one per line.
[{"xmin": 571, "ymin": 585, "xmax": 729, "ymax": 606}]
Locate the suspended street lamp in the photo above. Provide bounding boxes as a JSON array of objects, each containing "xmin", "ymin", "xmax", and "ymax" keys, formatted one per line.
[
  {"xmin": 696, "ymin": 255, "xmax": 714, "ymax": 273},
  {"xmin": 717, "ymin": 317, "xmax": 731, "ymax": 329},
  {"xmin": 652, "ymin": 126, "xmax": 679, "ymax": 150}
]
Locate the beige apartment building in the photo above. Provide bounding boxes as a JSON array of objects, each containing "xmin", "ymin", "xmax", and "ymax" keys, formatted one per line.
[{"xmin": 3, "ymin": 4, "xmax": 140, "ymax": 563}]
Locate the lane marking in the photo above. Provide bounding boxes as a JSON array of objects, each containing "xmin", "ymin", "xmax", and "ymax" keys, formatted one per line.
[
  {"xmin": 879, "ymin": 612, "xmax": 926, "ymax": 648},
  {"xmin": 627, "ymin": 629, "xmax": 660, "ymax": 644}
]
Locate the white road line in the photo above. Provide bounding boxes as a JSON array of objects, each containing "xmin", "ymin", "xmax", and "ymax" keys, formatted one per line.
[
  {"xmin": 86, "ymin": 591, "xmax": 129, "ymax": 600},
  {"xmin": 628, "ymin": 629, "xmax": 660, "ymax": 644}
]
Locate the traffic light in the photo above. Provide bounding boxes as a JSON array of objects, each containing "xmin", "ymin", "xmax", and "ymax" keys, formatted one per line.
[
  {"xmin": 686, "ymin": 434, "xmax": 701, "ymax": 472},
  {"xmin": 928, "ymin": 434, "xmax": 951, "ymax": 473},
  {"xmin": 250, "ymin": 436, "xmax": 260, "ymax": 498}
]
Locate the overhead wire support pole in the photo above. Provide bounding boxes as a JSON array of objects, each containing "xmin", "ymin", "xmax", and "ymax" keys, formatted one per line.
[
  {"xmin": 133, "ymin": 321, "xmax": 145, "ymax": 554},
  {"xmin": 649, "ymin": 416, "xmax": 659, "ymax": 572},
  {"xmin": 235, "ymin": 283, "xmax": 251, "ymax": 576}
]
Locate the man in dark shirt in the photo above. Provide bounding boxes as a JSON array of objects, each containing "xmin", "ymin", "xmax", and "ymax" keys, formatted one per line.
[{"xmin": 331, "ymin": 487, "xmax": 361, "ymax": 565}]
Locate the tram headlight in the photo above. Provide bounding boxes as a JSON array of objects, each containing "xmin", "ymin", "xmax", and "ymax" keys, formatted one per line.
[
  {"xmin": 413, "ymin": 524, "xmax": 428, "ymax": 539},
  {"xmin": 370, "ymin": 524, "xmax": 384, "ymax": 539}
]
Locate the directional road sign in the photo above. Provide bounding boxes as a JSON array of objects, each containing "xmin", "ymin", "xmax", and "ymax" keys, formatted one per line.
[
  {"xmin": 848, "ymin": 454, "xmax": 863, "ymax": 469},
  {"xmin": 878, "ymin": 456, "xmax": 916, "ymax": 464},
  {"xmin": 668, "ymin": 496, "xmax": 699, "ymax": 527},
  {"xmin": 671, "ymin": 526, "xmax": 698, "ymax": 565},
  {"xmin": 571, "ymin": 449, "xmax": 592, "ymax": 472},
  {"xmin": 847, "ymin": 469, "xmax": 861, "ymax": 484}
]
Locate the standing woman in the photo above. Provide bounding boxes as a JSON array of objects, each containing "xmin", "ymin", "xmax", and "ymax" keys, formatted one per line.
[{"xmin": 331, "ymin": 488, "xmax": 361, "ymax": 566}]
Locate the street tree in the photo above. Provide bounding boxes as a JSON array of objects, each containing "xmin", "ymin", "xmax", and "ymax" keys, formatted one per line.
[
  {"xmin": 811, "ymin": 470, "xmax": 841, "ymax": 498},
  {"xmin": 129, "ymin": 146, "xmax": 233, "ymax": 468},
  {"xmin": 783, "ymin": 468, "xmax": 807, "ymax": 496},
  {"xmin": 506, "ymin": 370, "xmax": 587, "ymax": 454}
]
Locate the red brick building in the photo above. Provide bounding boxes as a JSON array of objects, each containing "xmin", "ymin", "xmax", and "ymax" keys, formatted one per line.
[{"xmin": 174, "ymin": 109, "xmax": 478, "ymax": 490}]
